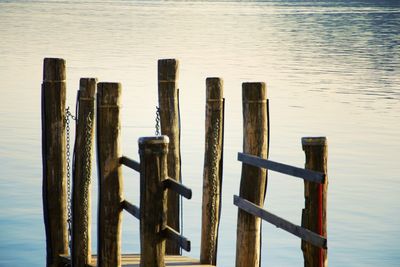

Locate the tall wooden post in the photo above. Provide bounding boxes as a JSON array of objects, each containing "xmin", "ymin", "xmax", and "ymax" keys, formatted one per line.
[
  {"xmin": 97, "ymin": 82, "xmax": 123, "ymax": 267},
  {"xmin": 301, "ymin": 137, "xmax": 328, "ymax": 267},
  {"xmin": 158, "ymin": 59, "xmax": 181, "ymax": 254},
  {"xmin": 72, "ymin": 78, "xmax": 97, "ymax": 266},
  {"xmin": 138, "ymin": 136, "xmax": 169, "ymax": 267},
  {"xmin": 235, "ymin": 82, "xmax": 268, "ymax": 267},
  {"xmin": 200, "ymin": 78, "xmax": 224, "ymax": 265},
  {"xmin": 41, "ymin": 58, "xmax": 68, "ymax": 267}
]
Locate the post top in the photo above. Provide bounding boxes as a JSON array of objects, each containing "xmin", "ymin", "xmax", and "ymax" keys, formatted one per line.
[
  {"xmin": 302, "ymin": 137, "xmax": 327, "ymax": 146},
  {"xmin": 206, "ymin": 77, "xmax": 223, "ymax": 100},
  {"xmin": 242, "ymin": 82, "xmax": 266, "ymax": 101},
  {"xmin": 43, "ymin": 58, "xmax": 66, "ymax": 81},
  {"xmin": 138, "ymin": 135, "xmax": 170, "ymax": 145}
]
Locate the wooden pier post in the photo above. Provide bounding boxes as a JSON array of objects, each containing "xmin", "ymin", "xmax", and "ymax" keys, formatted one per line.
[
  {"xmin": 235, "ymin": 83, "xmax": 268, "ymax": 267},
  {"xmin": 71, "ymin": 78, "xmax": 97, "ymax": 266},
  {"xmin": 158, "ymin": 59, "xmax": 181, "ymax": 254},
  {"xmin": 200, "ymin": 78, "xmax": 224, "ymax": 265},
  {"xmin": 97, "ymin": 82, "xmax": 123, "ymax": 267},
  {"xmin": 41, "ymin": 58, "xmax": 68, "ymax": 267},
  {"xmin": 301, "ymin": 137, "xmax": 328, "ymax": 267},
  {"xmin": 138, "ymin": 136, "xmax": 169, "ymax": 267}
]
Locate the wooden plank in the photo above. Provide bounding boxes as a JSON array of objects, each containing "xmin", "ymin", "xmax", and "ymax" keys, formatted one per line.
[
  {"xmin": 163, "ymin": 177, "xmax": 192, "ymax": 199},
  {"xmin": 162, "ymin": 226, "xmax": 191, "ymax": 252},
  {"xmin": 121, "ymin": 200, "xmax": 140, "ymax": 220},
  {"xmin": 236, "ymin": 82, "xmax": 268, "ymax": 267},
  {"xmin": 97, "ymin": 82, "xmax": 123, "ymax": 267},
  {"xmin": 120, "ymin": 156, "xmax": 140, "ymax": 172},
  {"xmin": 234, "ymin": 195, "xmax": 327, "ymax": 249},
  {"xmin": 158, "ymin": 58, "xmax": 181, "ymax": 254},
  {"xmin": 200, "ymin": 77, "xmax": 224, "ymax": 265},
  {"xmin": 301, "ymin": 137, "xmax": 328, "ymax": 267},
  {"xmin": 72, "ymin": 78, "xmax": 97, "ymax": 266},
  {"xmin": 41, "ymin": 57, "xmax": 68, "ymax": 267},
  {"xmin": 238, "ymin": 153, "xmax": 325, "ymax": 183}
]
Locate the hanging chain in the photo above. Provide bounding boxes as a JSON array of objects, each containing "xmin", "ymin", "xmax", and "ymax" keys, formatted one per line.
[
  {"xmin": 208, "ymin": 117, "xmax": 220, "ymax": 263},
  {"xmin": 82, "ymin": 111, "xmax": 93, "ymax": 257},
  {"xmin": 65, "ymin": 107, "xmax": 76, "ymax": 252},
  {"xmin": 155, "ymin": 106, "xmax": 161, "ymax": 136}
]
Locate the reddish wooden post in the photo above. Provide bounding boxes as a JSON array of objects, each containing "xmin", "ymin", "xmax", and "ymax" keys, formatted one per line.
[
  {"xmin": 41, "ymin": 58, "xmax": 68, "ymax": 267},
  {"xmin": 301, "ymin": 137, "xmax": 328, "ymax": 267}
]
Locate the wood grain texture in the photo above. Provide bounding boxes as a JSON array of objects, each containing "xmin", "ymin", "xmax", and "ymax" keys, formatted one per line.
[
  {"xmin": 200, "ymin": 78, "xmax": 224, "ymax": 265},
  {"xmin": 41, "ymin": 58, "xmax": 68, "ymax": 267},
  {"xmin": 235, "ymin": 82, "xmax": 268, "ymax": 267},
  {"xmin": 138, "ymin": 136, "xmax": 169, "ymax": 267},
  {"xmin": 96, "ymin": 82, "xmax": 123, "ymax": 267},
  {"xmin": 158, "ymin": 59, "xmax": 181, "ymax": 255},
  {"xmin": 301, "ymin": 137, "xmax": 328, "ymax": 267},
  {"xmin": 71, "ymin": 78, "xmax": 97, "ymax": 266}
]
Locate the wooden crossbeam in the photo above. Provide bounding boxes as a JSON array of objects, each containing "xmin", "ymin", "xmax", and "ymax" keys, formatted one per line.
[
  {"xmin": 161, "ymin": 225, "xmax": 191, "ymax": 252},
  {"xmin": 163, "ymin": 178, "xmax": 192, "ymax": 199},
  {"xmin": 120, "ymin": 156, "xmax": 141, "ymax": 172},
  {"xmin": 121, "ymin": 200, "xmax": 140, "ymax": 220}
]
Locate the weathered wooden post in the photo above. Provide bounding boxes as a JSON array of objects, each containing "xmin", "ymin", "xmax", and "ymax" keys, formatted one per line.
[
  {"xmin": 97, "ymin": 82, "xmax": 123, "ymax": 267},
  {"xmin": 71, "ymin": 78, "xmax": 97, "ymax": 266},
  {"xmin": 158, "ymin": 59, "xmax": 181, "ymax": 254},
  {"xmin": 41, "ymin": 57, "xmax": 68, "ymax": 267},
  {"xmin": 200, "ymin": 78, "xmax": 225, "ymax": 265},
  {"xmin": 138, "ymin": 136, "xmax": 169, "ymax": 267},
  {"xmin": 235, "ymin": 82, "xmax": 268, "ymax": 267},
  {"xmin": 301, "ymin": 137, "xmax": 328, "ymax": 267}
]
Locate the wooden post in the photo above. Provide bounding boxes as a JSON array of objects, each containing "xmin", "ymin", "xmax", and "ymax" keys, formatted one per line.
[
  {"xmin": 138, "ymin": 136, "xmax": 169, "ymax": 267},
  {"xmin": 41, "ymin": 58, "xmax": 68, "ymax": 267},
  {"xmin": 235, "ymin": 82, "xmax": 268, "ymax": 267},
  {"xmin": 200, "ymin": 78, "xmax": 224, "ymax": 265},
  {"xmin": 71, "ymin": 78, "xmax": 97, "ymax": 266},
  {"xmin": 301, "ymin": 137, "xmax": 328, "ymax": 267},
  {"xmin": 97, "ymin": 82, "xmax": 123, "ymax": 267},
  {"xmin": 158, "ymin": 59, "xmax": 181, "ymax": 254}
]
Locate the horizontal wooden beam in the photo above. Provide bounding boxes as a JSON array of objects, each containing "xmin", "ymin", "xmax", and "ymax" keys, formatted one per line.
[
  {"xmin": 121, "ymin": 200, "xmax": 140, "ymax": 220},
  {"xmin": 120, "ymin": 156, "xmax": 141, "ymax": 172},
  {"xmin": 162, "ymin": 178, "xmax": 192, "ymax": 199},
  {"xmin": 233, "ymin": 195, "xmax": 327, "ymax": 249},
  {"xmin": 238, "ymin": 153, "xmax": 325, "ymax": 183},
  {"xmin": 59, "ymin": 254, "xmax": 96, "ymax": 267},
  {"xmin": 161, "ymin": 225, "xmax": 191, "ymax": 252}
]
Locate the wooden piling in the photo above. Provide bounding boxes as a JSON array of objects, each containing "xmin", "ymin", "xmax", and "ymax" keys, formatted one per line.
[
  {"xmin": 200, "ymin": 78, "xmax": 224, "ymax": 265},
  {"xmin": 158, "ymin": 59, "xmax": 181, "ymax": 255},
  {"xmin": 235, "ymin": 83, "xmax": 268, "ymax": 267},
  {"xmin": 97, "ymin": 82, "xmax": 123, "ymax": 267},
  {"xmin": 138, "ymin": 136, "xmax": 169, "ymax": 267},
  {"xmin": 71, "ymin": 78, "xmax": 97, "ymax": 266},
  {"xmin": 301, "ymin": 137, "xmax": 328, "ymax": 267},
  {"xmin": 41, "ymin": 58, "xmax": 68, "ymax": 267}
]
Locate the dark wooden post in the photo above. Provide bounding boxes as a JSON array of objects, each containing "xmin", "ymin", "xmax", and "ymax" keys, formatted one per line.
[
  {"xmin": 301, "ymin": 137, "xmax": 328, "ymax": 267},
  {"xmin": 235, "ymin": 82, "xmax": 268, "ymax": 267},
  {"xmin": 41, "ymin": 57, "xmax": 68, "ymax": 267},
  {"xmin": 97, "ymin": 82, "xmax": 123, "ymax": 267},
  {"xmin": 138, "ymin": 136, "xmax": 169, "ymax": 267},
  {"xmin": 71, "ymin": 78, "xmax": 97, "ymax": 266},
  {"xmin": 158, "ymin": 59, "xmax": 181, "ymax": 254},
  {"xmin": 200, "ymin": 78, "xmax": 224, "ymax": 265}
]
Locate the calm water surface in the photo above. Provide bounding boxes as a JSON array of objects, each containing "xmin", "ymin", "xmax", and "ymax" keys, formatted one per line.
[{"xmin": 0, "ymin": 0, "xmax": 399, "ymax": 266}]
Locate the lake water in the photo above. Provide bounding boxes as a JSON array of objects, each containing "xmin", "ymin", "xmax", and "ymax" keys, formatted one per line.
[{"xmin": 0, "ymin": 0, "xmax": 399, "ymax": 266}]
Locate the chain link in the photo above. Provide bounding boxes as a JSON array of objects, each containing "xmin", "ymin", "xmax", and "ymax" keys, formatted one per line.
[
  {"xmin": 208, "ymin": 117, "xmax": 220, "ymax": 263},
  {"xmin": 155, "ymin": 106, "xmax": 161, "ymax": 136}
]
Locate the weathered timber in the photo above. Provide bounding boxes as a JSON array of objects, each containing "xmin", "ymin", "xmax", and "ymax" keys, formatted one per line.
[
  {"xmin": 163, "ymin": 178, "xmax": 192, "ymax": 200},
  {"xmin": 233, "ymin": 195, "xmax": 327, "ymax": 249},
  {"xmin": 238, "ymin": 153, "xmax": 325, "ymax": 183},
  {"xmin": 161, "ymin": 226, "xmax": 191, "ymax": 252},
  {"xmin": 72, "ymin": 78, "xmax": 97, "ymax": 266},
  {"xmin": 235, "ymin": 82, "xmax": 268, "ymax": 267},
  {"xmin": 200, "ymin": 77, "xmax": 224, "ymax": 265},
  {"xmin": 122, "ymin": 200, "xmax": 140, "ymax": 220},
  {"xmin": 97, "ymin": 82, "xmax": 123, "ymax": 267},
  {"xmin": 120, "ymin": 156, "xmax": 141, "ymax": 172},
  {"xmin": 41, "ymin": 57, "xmax": 68, "ymax": 267},
  {"xmin": 158, "ymin": 59, "xmax": 181, "ymax": 254},
  {"xmin": 301, "ymin": 137, "xmax": 328, "ymax": 267},
  {"xmin": 138, "ymin": 136, "xmax": 169, "ymax": 267}
]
